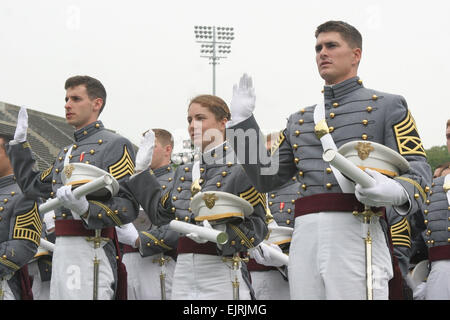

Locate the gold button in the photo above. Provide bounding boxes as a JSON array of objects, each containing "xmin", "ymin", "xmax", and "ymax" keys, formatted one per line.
[
  {"xmin": 10, "ymin": 191, "xmax": 15, "ymax": 196},
  {"xmin": 52, "ymin": 180, "xmax": 56, "ymax": 184},
  {"xmin": 332, "ymin": 102, "xmax": 339, "ymax": 108},
  {"xmin": 50, "ymin": 192, "xmax": 54, "ymax": 197},
  {"xmin": 291, "ymin": 199, "xmax": 295, "ymax": 204},
  {"xmin": 326, "ymin": 183, "xmax": 332, "ymax": 189},
  {"xmin": 83, "ymin": 131, "xmax": 87, "ymax": 135},
  {"xmin": 172, "ymin": 196, "xmax": 177, "ymax": 201},
  {"xmin": 114, "ymin": 210, "xmax": 119, "ymax": 214},
  {"xmin": 2, "ymin": 255, "xmax": 6, "ymax": 259},
  {"xmin": 286, "ymin": 219, "xmax": 291, "ymax": 225},
  {"xmin": 177, "ymin": 187, "xmax": 182, "ymax": 192},
  {"xmin": 2, "ymin": 199, "xmax": 7, "ymax": 204},
  {"xmin": 414, "ymin": 194, "xmax": 419, "ymax": 199},
  {"xmin": 424, "ymin": 219, "xmax": 428, "ymax": 225},
  {"xmin": 326, "ymin": 168, "xmax": 332, "ymax": 174},
  {"xmin": 90, "ymin": 149, "xmax": 95, "ymax": 155},
  {"xmin": 216, "ymin": 182, "xmax": 221, "ymax": 188},
  {"xmin": 300, "ymin": 108, "xmax": 305, "ymax": 114},
  {"xmin": 372, "ymin": 95, "xmax": 378, "ymax": 101},
  {"xmin": 85, "ymin": 161, "xmax": 89, "ymax": 164},
  {"xmin": 328, "ymin": 126, "xmax": 334, "ymax": 133},
  {"xmin": 167, "ymin": 167, "xmax": 171, "ymax": 171},
  {"xmin": 425, "ymin": 186, "xmax": 430, "ymax": 193},
  {"xmin": 58, "ymin": 157, "xmax": 63, "ymax": 161},
  {"xmin": 287, "ymin": 209, "xmax": 292, "ymax": 213},
  {"xmin": 172, "ymin": 207, "xmax": 176, "ymax": 213},
  {"xmin": 362, "ymin": 134, "xmax": 368, "ymax": 140},
  {"xmin": 430, "ymin": 240, "xmax": 435, "ymax": 245},
  {"xmin": 162, "ymin": 185, "xmax": 166, "ymax": 190},
  {"xmin": 68, "ymin": 155, "xmax": 73, "ymax": 159},
  {"xmin": 240, "ymin": 240, "xmax": 245, "ymax": 245},
  {"xmin": 294, "ymin": 158, "xmax": 300, "ymax": 164},
  {"xmin": 0, "ymin": 207, "xmax": 3, "ymax": 212},
  {"xmin": 98, "ymin": 139, "xmax": 103, "ymax": 144},
  {"xmin": 426, "ymin": 230, "xmax": 431, "ymax": 236},
  {"xmin": 146, "ymin": 243, "xmax": 151, "ymax": 247},
  {"xmin": 227, "ymin": 162, "xmax": 233, "ymax": 167},
  {"xmin": 329, "ymin": 112, "xmax": 335, "ymax": 119},
  {"xmin": 424, "ymin": 209, "xmax": 428, "ymax": 215},
  {"xmin": 97, "ymin": 213, "xmax": 103, "ymax": 219},
  {"xmin": 168, "ymin": 178, "xmax": 173, "ymax": 182},
  {"xmin": 64, "ymin": 148, "xmax": 68, "ymax": 153},
  {"xmin": 199, "ymin": 179, "xmax": 204, "ymax": 184},
  {"xmin": 295, "ymin": 130, "xmax": 300, "ymax": 136},
  {"xmin": 73, "ymin": 144, "xmax": 78, "ymax": 149},
  {"xmin": 362, "ymin": 120, "xmax": 368, "ymax": 126},
  {"xmin": 231, "ymin": 240, "xmax": 236, "ymax": 246},
  {"xmin": 299, "ymin": 171, "xmax": 304, "ymax": 177},
  {"xmin": 366, "ymin": 106, "xmax": 373, "ymax": 113},
  {"xmin": 188, "ymin": 208, "xmax": 192, "ymax": 212},
  {"xmin": 180, "ymin": 177, "xmax": 185, "ymax": 182},
  {"xmin": 426, "ymin": 199, "xmax": 430, "ymax": 204},
  {"xmin": 293, "ymin": 144, "xmax": 299, "ymax": 150},
  {"xmin": 62, "ymin": 213, "xmax": 67, "ymax": 218},
  {"xmin": 95, "ymin": 123, "xmax": 100, "ymax": 128},
  {"xmin": 292, "ymin": 176, "xmax": 296, "ymax": 181},
  {"xmin": 223, "ymin": 146, "xmax": 229, "ymax": 151},
  {"xmin": 200, "ymin": 168, "xmax": 205, "ymax": 173},
  {"xmin": 302, "ymin": 184, "xmax": 307, "ymax": 190},
  {"xmin": 358, "ymin": 79, "xmax": 363, "ymax": 85},
  {"xmin": 184, "ymin": 167, "xmax": 189, "ymax": 172},
  {"xmin": 298, "ymin": 119, "xmax": 304, "ymax": 125},
  {"xmin": 55, "ymin": 168, "xmax": 59, "ymax": 173},
  {"xmin": 268, "ymin": 201, "xmax": 273, "ymax": 206},
  {"xmin": 271, "ymin": 194, "xmax": 275, "ymax": 198},
  {"xmin": 175, "ymin": 217, "xmax": 179, "ymax": 221},
  {"xmin": 222, "ymin": 171, "xmax": 227, "ymax": 177},
  {"xmin": 250, "ymin": 237, "xmax": 255, "ymax": 243}
]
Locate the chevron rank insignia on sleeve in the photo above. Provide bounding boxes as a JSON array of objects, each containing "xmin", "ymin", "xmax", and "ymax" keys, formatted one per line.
[
  {"xmin": 270, "ymin": 130, "xmax": 286, "ymax": 156},
  {"xmin": 13, "ymin": 202, "xmax": 42, "ymax": 246},
  {"xmin": 109, "ymin": 145, "xmax": 135, "ymax": 180},
  {"xmin": 239, "ymin": 187, "xmax": 267, "ymax": 211},
  {"xmin": 393, "ymin": 110, "xmax": 426, "ymax": 157},
  {"xmin": 390, "ymin": 217, "xmax": 411, "ymax": 248},
  {"xmin": 40, "ymin": 165, "xmax": 53, "ymax": 181}
]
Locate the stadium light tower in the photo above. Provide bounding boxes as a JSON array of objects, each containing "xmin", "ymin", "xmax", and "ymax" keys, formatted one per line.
[{"xmin": 194, "ymin": 25, "xmax": 234, "ymax": 95}]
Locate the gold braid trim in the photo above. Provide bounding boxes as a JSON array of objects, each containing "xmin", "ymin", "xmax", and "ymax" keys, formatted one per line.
[
  {"xmin": 13, "ymin": 202, "xmax": 42, "ymax": 246},
  {"xmin": 161, "ymin": 192, "xmax": 170, "ymax": 208},
  {"xmin": 89, "ymin": 200, "xmax": 123, "ymax": 226},
  {"xmin": 0, "ymin": 258, "xmax": 20, "ymax": 271},
  {"xmin": 395, "ymin": 177, "xmax": 427, "ymax": 203},
  {"xmin": 108, "ymin": 145, "xmax": 135, "ymax": 180},
  {"xmin": 141, "ymin": 231, "xmax": 173, "ymax": 251},
  {"xmin": 227, "ymin": 224, "xmax": 254, "ymax": 249},
  {"xmin": 390, "ymin": 217, "xmax": 411, "ymax": 248},
  {"xmin": 40, "ymin": 165, "xmax": 53, "ymax": 181}
]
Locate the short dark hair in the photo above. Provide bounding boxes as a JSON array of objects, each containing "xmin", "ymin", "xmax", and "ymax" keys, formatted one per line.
[
  {"xmin": 315, "ymin": 20, "xmax": 362, "ymax": 50},
  {"xmin": 434, "ymin": 161, "xmax": 450, "ymax": 178},
  {"xmin": 65, "ymin": 75, "xmax": 107, "ymax": 114},
  {"xmin": 0, "ymin": 133, "xmax": 13, "ymax": 151},
  {"xmin": 152, "ymin": 128, "xmax": 174, "ymax": 149}
]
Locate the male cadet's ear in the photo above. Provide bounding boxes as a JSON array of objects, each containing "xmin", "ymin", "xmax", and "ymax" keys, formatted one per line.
[{"xmin": 93, "ymin": 98, "xmax": 103, "ymax": 114}]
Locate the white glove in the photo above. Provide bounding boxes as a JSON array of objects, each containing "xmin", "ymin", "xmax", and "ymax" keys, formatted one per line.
[
  {"xmin": 10, "ymin": 107, "xmax": 28, "ymax": 145},
  {"xmin": 227, "ymin": 73, "xmax": 256, "ymax": 127},
  {"xmin": 412, "ymin": 282, "xmax": 427, "ymax": 300},
  {"xmin": 56, "ymin": 185, "xmax": 89, "ymax": 219},
  {"xmin": 115, "ymin": 223, "xmax": 139, "ymax": 248},
  {"xmin": 186, "ymin": 220, "xmax": 213, "ymax": 244},
  {"xmin": 135, "ymin": 129, "xmax": 155, "ymax": 173},
  {"xmin": 249, "ymin": 242, "xmax": 284, "ymax": 267},
  {"xmin": 43, "ymin": 211, "xmax": 55, "ymax": 232},
  {"xmin": 355, "ymin": 168, "xmax": 408, "ymax": 208}
]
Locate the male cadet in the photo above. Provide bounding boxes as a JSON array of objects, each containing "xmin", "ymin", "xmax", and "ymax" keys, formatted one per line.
[
  {"xmin": 0, "ymin": 133, "xmax": 41, "ymax": 300},
  {"xmin": 7, "ymin": 75, "xmax": 139, "ymax": 300},
  {"xmin": 246, "ymin": 132, "xmax": 296, "ymax": 300},
  {"xmin": 116, "ymin": 129, "xmax": 178, "ymax": 300},
  {"xmin": 417, "ymin": 119, "xmax": 450, "ymax": 299},
  {"xmin": 227, "ymin": 21, "xmax": 431, "ymax": 299}
]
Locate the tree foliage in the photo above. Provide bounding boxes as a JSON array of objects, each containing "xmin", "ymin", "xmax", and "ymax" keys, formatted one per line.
[{"xmin": 425, "ymin": 145, "xmax": 450, "ymax": 173}]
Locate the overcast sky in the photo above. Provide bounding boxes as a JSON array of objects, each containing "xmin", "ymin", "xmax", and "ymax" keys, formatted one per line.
[{"xmin": 0, "ymin": 0, "xmax": 448, "ymax": 152}]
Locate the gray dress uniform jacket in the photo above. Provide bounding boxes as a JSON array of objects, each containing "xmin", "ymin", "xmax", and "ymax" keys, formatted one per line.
[
  {"xmin": 7, "ymin": 121, "xmax": 139, "ymax": 228},
  {"xmin": 124, "ymin": 142, "xmax": 268, "ymax": 257},
  {"xmin": 422, "ymin": 175, "xmax": 450, "ymax": 260},
  {"xmin": 0, "ymin": 175, "xmax": 41, "ymax": 299},
  {"xmin": 229, "ymin": 76, "xmax": 432, "ymax": 217},
  {"xmin": 136, "ymin": 164, "xmax": 179, "ymax": 258}
]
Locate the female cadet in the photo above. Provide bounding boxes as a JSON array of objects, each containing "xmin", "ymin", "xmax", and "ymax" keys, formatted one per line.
[{"xmin": 123, "ymin": 95, "xmax": 268, "ymax": 300}]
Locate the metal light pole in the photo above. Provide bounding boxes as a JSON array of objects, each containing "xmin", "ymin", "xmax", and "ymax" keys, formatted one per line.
[{"xmin": 194, "ymin": 25, "xmax": 234, "ymax": 95}]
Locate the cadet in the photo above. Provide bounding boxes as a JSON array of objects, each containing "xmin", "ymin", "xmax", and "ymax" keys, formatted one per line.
[
  {"xmin": 123, "ymin": 95, "xmax": 268, "ymax": 300},
  {"xmin": 227, "ymin": 21, "xmax": 431, "ymax": 299},
  {"xmin": 0, "ymin": 133, "xmax": 41, "ymax": 300},
  {"xmin": 246, "ymin": 132, "xmax": 296, "ymax": 300},
  {"xmin": 7, "ymin": 76, "xmax": 139, "ymax": 300},
  {"xmin": 419, "ymin": 119, "xmax": 450, "ymax": 299},
  {"xmin": 116, "ymin": 128, "xmax": 178, "ymax": 300}
]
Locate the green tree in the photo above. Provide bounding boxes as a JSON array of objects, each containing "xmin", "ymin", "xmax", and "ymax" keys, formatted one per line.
[{"xmin": 425, "ymin": 145, "xmax": 450, "ymax": 172}]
